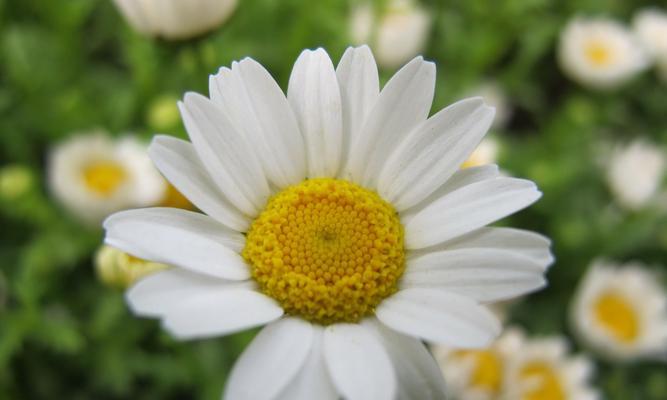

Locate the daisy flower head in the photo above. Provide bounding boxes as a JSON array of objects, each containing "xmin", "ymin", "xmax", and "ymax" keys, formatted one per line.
[
  {"xmin": 48, "ymin": 131, "xmax": 165, "ymax": 226},
  {"xmin": 558, "ymin": 17, "xmax": 649, "ymax": 90},
  {"xmin": 350, "ymin": 0, "xmax": 431, "ymax": 69},
  {"xmin": 104, "ymin": 46, "xmax": 553, "ymax": 399},
  {"xmin": 571, "ymin": 260, "xmax": 667, "ymax": 362},
  {"xmin": 504, "ymin": 335, "xmax": 599, "ymax": 400},
  {"xmin": 606, "ymin": 139, "xmax": 665, "ymax": 211},
  {"xmin": 112, "ymin": 0, "xmax": 237, "ymax": 40},
  {"xmin": 432, "ymin": 327, "xmax": 524, "ymax": 400}
]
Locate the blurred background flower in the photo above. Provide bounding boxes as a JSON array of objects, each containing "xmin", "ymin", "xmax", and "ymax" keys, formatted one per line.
[
  {"xmin": 558, "ymin": 17, "xmax": 649, "ymax": 89},
  {"xmin": 350, "ymin": 0, "xmax": 431, "ymax": 69},
  {"xmin": 112, "ymin": 0, "xmax": 238, "ymax": 40},
  {"xmin": 571, "ymin": 260, "xmax": 667, "ymax": 362},
  {"xmin": 1, "ymin": 0, "xmax": 666, "ymax": 399},
  {"xmin": 47, "ymin": 132, "xmax": 165, "ymax": 225}
]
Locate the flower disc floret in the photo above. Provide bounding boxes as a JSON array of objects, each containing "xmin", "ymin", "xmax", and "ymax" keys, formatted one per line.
[{"xmin": 243, "ymin": 178, "xmax": 405, "ymax": 325}]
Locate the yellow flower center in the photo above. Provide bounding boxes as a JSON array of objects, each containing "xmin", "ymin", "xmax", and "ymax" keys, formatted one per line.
[
  {"xmin": 243, "ymin": 178, "xmax": 405, "ymax": 325},
  {"xmin": 453, "ymin": 350, "xmax": 503, "ymax": 394},
  {"xmin": 519, "ymin": 362, "xmax": 565, "ymax": 400},
  {"xmin": 593, "ymin": 291, "xmax": 640, "ymax": 343},
  {"xmin": 585, "ymin": 41, "xmax": 612, "ymax": 67},
  {"xmin": 82, "ymin": 161, "xmax": 127, "ymax": 197}
]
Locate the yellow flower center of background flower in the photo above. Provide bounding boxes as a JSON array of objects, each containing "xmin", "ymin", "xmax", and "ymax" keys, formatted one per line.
[
  {"xmin": 519, "ymin": 362, "xmax": 565, "ymax": 400},
  {"xmin": 243, "ymin": 178, "xmax": 405, "ymax": 325},
  {"xmin": 585, "ymin": 41, "xmax": 612, "ymax": 66},
  {"xmin": 159, "ymin": 183, "xmax": 193, "ymax": 209},
  {"xmin": 83, "ymin": 161, "xmax": 127, "ymax": 197},
  {"xmin": 593, "ymin": 291, "xmax": 639, "ymax": 343},
  {"xmin": 453, "ymin": 349, "xmax": 503, "ymax": 394}
]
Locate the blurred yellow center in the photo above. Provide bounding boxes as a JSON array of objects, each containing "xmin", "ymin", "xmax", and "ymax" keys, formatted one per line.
[
  {"xmin": 519, "ymin": 362, "xmax": 565, "ymax": 400},
  {"xmin": 453, "ymin": 350, "xmax": 503, "ymax": 393},
  {"xmin": 243, "ymin": 178, "xmax": 405, "ymax": 325},
  {"xmin": 83, "ymin": 161, "xmax": 126, "ymax": 197},
  {"xmin": 593, "ymin": 291, "xmax": 639, "ymax": 343},
  {"xmin": 160, "ymin": 183, "xmax": 193, "ymax": 209},
  {"xmin": 585, "ymin": 41, "xmax": 612, "ymax": 66}
]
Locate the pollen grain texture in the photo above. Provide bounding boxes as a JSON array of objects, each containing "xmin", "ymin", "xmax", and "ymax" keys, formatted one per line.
[{"xmin": 243, "ymin": 178, "xmax": 405, "ymax": 325}]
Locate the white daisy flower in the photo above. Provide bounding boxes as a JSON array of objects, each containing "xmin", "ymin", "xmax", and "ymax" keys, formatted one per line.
[
  {"xmin": 112, "ymin": 0, "xmax": 237, "ymax": 40},
  {"xmin": 432, "ymin": 327, "xmax": 524, "ymax": 400},
  {"xmin": 558, "ymin": 17, "xmax": 649, "ymax": 89},
  {"xmin": 104, "ymin": 46, "xmax": 553, "ymax": 399},
  {"xmin": 350, "ymin": 0, "xmax": 431, "ymax": 69},
  {"xmin": 633, "ymin": 8, "xmax": 667, "ymax": 82},
  {"xmin": 95, "ymin": 245, "xmax": 169, "ymax": 289},
  {"xmin": 606, "ymin": 140, "xmax": 665, "ymax": 211},
  {"xmin": 48, "ymin": 132, "xmax": 165, "ymax": 226},
  {"xmin": 571, "ymin": 260, "xmax": 667, "ymax": 362},
  {"xmin": 504, "ymin": 335, "xmax": 599, "ymax": 400}
]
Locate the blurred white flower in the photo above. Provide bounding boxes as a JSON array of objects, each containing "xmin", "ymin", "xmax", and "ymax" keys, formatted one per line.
[
  {"xmin": 606, "ymin": 140, "xmax": 665, "ymax": 211},
  {"xmin": 633, "ymin": 8, "xmax": 667, "ymax": 82},
  {"xmin": 48, "ymin": 132, "xmax": 165, "ymax": 226},
  {"xmin": 465, "ymin": 83, "xmax": 512, "ymax": 129},
  {"xmin": 434, "ymin": 328, "xmax": 599, "ymax": 400},
  {"xmin": 112, "ymin": 0, "xmax": 237, "ymax": 40},
  {"xmin": 571, "ymin": 260, "xmax": 667, "ymax": 362},
  {"xmin": 504, "ymin": 335, "xmax": 599, "ymax": 400},
  {"xmin": 558, "ymin": 17, "xmax": 649, "ymax": 89},
  {"xmin": 95, "ymin": 245, "xmax": 168, "ymax": 289},
  {"xmin": 350, "ymin": 0, "xmax": 431, "ymax": 69},
  {"xmin": 432, "ymin": 327, "xmax": 524, "ymax": 400},
  {"xmin": 461, "ymin": 137, "xmax": 500, "ymax": 169}
]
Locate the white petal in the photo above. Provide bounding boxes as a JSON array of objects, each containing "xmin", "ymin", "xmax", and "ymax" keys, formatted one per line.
[
  {"xmin": 402, "ymin": 249, "xmax": 547, "ymax": 302},
  {"xmin": 126, "ymin": 268, "xmax": 282, "ymax": 339},
  {"xmin": 419, "ymin": 226, "xmax": 554, "ymax": 266},
  {"xmin": 126, "ymin": 268, "xmax": 247, "ymax": 316},
  {"xmin": 376, "ymin": 288, "xmax": 501, "ymax": 347},
  {"xmin": 209, "ymin": 59, "xmax": 306, "ymax": 188},
  {"xmin": 366, "ymin": 319, "xmax": 446, "ymax": 400},
  {"xmin": 179, "ymin": 92, "xmax": 270, "ymax": 216},
  {"xmin": 148, "ymin": 135, "xmax": 250, "ymax": 231},
  {"xmin": 288, "ymin": 48, "xmax": 343, "ymax": 178},
  {"xmin": 278, "ymin": 326, "xmax": 338, "ymax": 400},
  {"xmin": 346, "ymin": 56, "xmax": 436, "ymax": 187},
  {"xmin": 323, "ymin": 323, "xmax": 396, "ymax": 400},
  {"xmin": 401, "ymin": 164, "xmax": 500, "ymax": 225},
  {"xmin": 225, "ymin": 318, "xmax": 315, "ymax": 400},
  {"xmin": 104, "ymin": 208, "xmax": 249, "ymax": 280},
  {"xmin": 163, "ymin": 289, "xmax": 282, "ymax": 340},
  {"xmin": 336, "ymin": 45, "xmax": 379, "ymax": 179},
  {"xmin": 405, "ymin": 177, "xmax": 542, "ymax": 249},
  {"xmin": 378, "ymin": 98, "xmax": 496, "ymax": 210}
]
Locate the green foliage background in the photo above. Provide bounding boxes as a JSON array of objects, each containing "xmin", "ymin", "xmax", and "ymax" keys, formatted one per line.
[{"xmin": 1, "ymin": 0, "xmax": 666, "ymax": 399}]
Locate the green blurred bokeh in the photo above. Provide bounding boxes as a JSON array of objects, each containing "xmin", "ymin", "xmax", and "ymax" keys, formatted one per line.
[{"xmin": 1, "ymin": 0, "xmax": 666, "ymax": 399}]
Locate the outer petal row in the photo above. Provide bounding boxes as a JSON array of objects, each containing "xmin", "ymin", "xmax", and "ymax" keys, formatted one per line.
[
  {"xmin": 225, "ymin": 317, "xmax": 447, "ymax": 400},
  {"xmin": 104, "ymin": 207, "xmax": 249, "ymax": 280},
  {"xmin": 404, "ymin": 176, "xmax": 542, "ymax": 249},
  {"xmin": 209, "ymin": 58, "xmax": 306, "ymax": 188},
  {"xmin": 288, "ymin": 48, "xmax": 343, "ymax": 178},
  {"xmin": 148, "ymin": 135, "xmax": 250, "ymax": 231},
  {"xmin": 126, "ymin": 268, "xmax": 283, "ymax": 340}
]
